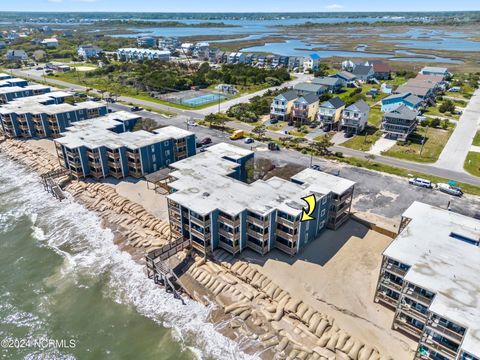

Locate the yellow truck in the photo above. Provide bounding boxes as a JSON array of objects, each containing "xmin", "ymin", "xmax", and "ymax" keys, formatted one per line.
[{"xmin": 229, "ymin": 130, "xmax": 244, "ymax": 140}]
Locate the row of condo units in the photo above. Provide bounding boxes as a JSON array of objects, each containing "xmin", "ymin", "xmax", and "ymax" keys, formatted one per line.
[
  {"xmin": 54, "ymin": 113, "xmax": 196, "ymax": 179},
  {"xmin": 0, "ymin": 92, "xmax": 107, "ymax": 139},
  {"xmin": 374, "ymin": 201, "xmax": 480, "ymax": 360},
  {"xmin": 164, "ymin": 143, "xmax": 355, "ymax": 257},
  {"xmin": 116, "ymin": 48, "xmax": 171, "ymax": 62}
]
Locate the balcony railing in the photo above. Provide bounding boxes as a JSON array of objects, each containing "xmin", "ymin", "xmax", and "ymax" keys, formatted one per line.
[
  {"xmin": 247, "ymin": 215, "xmax": 268, "ymax": 227},
  {"xmin": 376, "ymin": 291, "xmax": 398, "ymax": 307},
  {"xmin": 246, "ymin": 241, "xmax": 268, "ymax": 255},
  {"xmin": 420, "ymin": 338, "xmax": 458, "ymax": 359},
  {"xmin": 426, "ymin": 323, "xmax": 464, "ymax": 344},
  {"xmin": 403, "ymin": 289, "xmax": 433, "ymax": 307},
  {"xmin": 276, "ymin": 229, "xmax": 295, "ymax": 240},
  {"xmin": 218, "ymin": 241, "xmax": 240, "ymax": 255},
  {"xmin": 384, "ymin": 263, "xmax": 407, "ymax": 277},
  {"xmin": 218, "ymin": 214, "xmax": 240, "ymax": 226},
  {"xmin": 395, "ymin": 318, "xmax": 423, "ymax": 338},
  {"xmin": 275, "ymin": 241, "xmax": 296, "ymax": 256},
  {"xmin": 399, "ymin": 304, "xmax": 428, "ymax": 322},
  {"xmin": 381, "ymin": 277, "xmax": 402, "ymax": 292}
]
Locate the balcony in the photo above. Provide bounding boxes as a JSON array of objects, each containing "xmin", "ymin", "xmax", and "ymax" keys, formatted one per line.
[
  {"xmin": 399, "ymin": 304, "xmax": 428, "ymax": 322},
  {"xmin": 384, "ymin": 263, "xmax": 407, "ymax": 278},
  {"xmin": 247, "ymin": 215, "xmax": 268, "ymax": 227},
  {"xmin": 218, "ymin": 228, "xmax": 238, "ymax": 240},
  {"xmin": 375, "ymin": 291, "xmax": 398, "ymax": 307},
  {"xmin": 380, "ymin": 277, "xmax": 402, "ymax": 292},
  {"xmin": 420, "ymin": 338, "xmax": 458, "ymax": 359},
  {"xmin": 191, "ymin": 227, "xmax": 209, "ymax": 240},
  {"xmin": 426, "ymin": 323, "xmax": 464, "ymax": 344},
  {"xmin": 218, "ymin": 241, "xmax": 240, "ymax": 255},
  {"xmin": 394, "ymin": 317, "xmax": 423, "ymax": 338},
  {"xmin": 247, "ymin": 228, "xmax": 268, "ymax": 241},
  {"xmin": 276, "ymin": 229, "xmax": 295, "ymax": 240},
  {"xmin": 246, "ymin": 240, "xmax": 268, "ymax": 255},
  {"xmin": 275, "ymin": 241, "xmax": 296, "ymax": 256},
  {"xmin": 218, "ymin": 214, "xmax": 240, "ymax": 226},
  {"xmin": 403, "ymin": 288, "xmax": 433, "ymax": 307},
  {"xmin": 191, "ymin": 240, "xmax": 207, "ymax": 253},
  {"xmin": 276, "ymin": 216, "xmax": 298, "ymax": 228}
]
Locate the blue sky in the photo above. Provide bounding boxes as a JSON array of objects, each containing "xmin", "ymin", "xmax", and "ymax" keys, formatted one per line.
[{"xmin": 5, "ymin": 0, "xmax": 480, "ymax": 12}]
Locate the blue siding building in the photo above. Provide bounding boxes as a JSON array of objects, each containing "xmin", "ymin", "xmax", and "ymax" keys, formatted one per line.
[
  {"xmin": 0, "ymin": 84, "xmax": 52, "ymax": 104},
  {"xmin": 0, "ymin": 97, "xmax": 106, "ymax": 139},
  {"xmin": 54, "ymin": 112, "xmax": 196, "ymax": 179},
  {"xmin": 381, "ymin": 92, "xmax": 424, "ymax": 113},
  {"xmin": 166, "ymin": 143, "xmax": 355, "ymax": 257}
]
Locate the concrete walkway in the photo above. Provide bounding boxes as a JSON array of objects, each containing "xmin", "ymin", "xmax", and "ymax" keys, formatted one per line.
[
  {"xmin": 368, "ymin": 136, "xmax": 396, "ymax": 156},
  {"xmin": 434, "ymin": 88, "xmax": 480, "ymax": 172}
]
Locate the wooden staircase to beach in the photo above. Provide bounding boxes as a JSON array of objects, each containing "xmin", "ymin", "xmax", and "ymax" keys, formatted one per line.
[{"xmin": 41, "ymin": 168, "xmax": 70, "ymax": 201}]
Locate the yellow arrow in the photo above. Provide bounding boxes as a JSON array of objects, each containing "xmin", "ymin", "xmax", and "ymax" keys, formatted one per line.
[{"xmin": 301, "ymin": 194, "xmax": 317, "ymax": 222}]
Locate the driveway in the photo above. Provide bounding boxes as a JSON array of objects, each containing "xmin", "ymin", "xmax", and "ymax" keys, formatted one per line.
[{"xmin": 434, "ymin": 88, "xmax": 480, "ymax": 172}]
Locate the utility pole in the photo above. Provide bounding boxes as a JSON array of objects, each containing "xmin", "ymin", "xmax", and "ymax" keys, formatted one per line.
[
  {"xmin": 218, "ymin": 93, "xmax": 221, "ymax": 114},
  {"xmin": 420, "ymin": 125, "xmax": 429, "ymax": 157}
]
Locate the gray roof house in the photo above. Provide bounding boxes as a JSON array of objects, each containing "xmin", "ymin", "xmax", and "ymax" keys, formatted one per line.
[
  {"xmin": 318, "ymin": 96, "xmax": 346, "ymax": 129},
  {"xmin": 352, "ymin": 65, "xmax": 374, "ymax": 81},
  {"xmin": 5, "ymin": 50, "xmax": 28, "ymax": 61},
  {"xmin": 333, "ymin": 71, "xmax": 357, "ymax": 86},
  {"xmin": 341, "ymin": 100, "xmax": 370, "ymax": 134},
  {"xmin": 293, "ymin": 82, "xmax": 326, "ymax": 96},
  {"xmin": 381, "ymin": 104, "xmax": 418, "ymax": 141},
  {"xmin": 270, "ymin": 90, "xmax": 298, "ymax": 120},
  {"xmin": 312, "ymin": 76, "xmax": 343, "ymax": 93}
]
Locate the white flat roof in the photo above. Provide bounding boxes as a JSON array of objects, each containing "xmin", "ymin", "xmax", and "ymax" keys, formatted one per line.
[
  {"xmin": 384, "ymin": 201, "xmax": 480, "ymax": 355},
  {"xmin": 56, "ymin": 116, "xmax": 192, "ymax": 151},
  {"xmin": 167, "ymin": 143, "xmax": 355, "ymax": 217}
]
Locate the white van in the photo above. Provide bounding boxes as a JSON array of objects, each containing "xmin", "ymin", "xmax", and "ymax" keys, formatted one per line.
[{"xmin": 409, "ymin": 177, "xmax": 433, "ymax": 189}]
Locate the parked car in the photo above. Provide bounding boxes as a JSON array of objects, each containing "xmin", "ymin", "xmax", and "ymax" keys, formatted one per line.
[
  {"xmin": 409, "ymin": 177, "xmax": 433, "ymax": 189},
  {"xmin": 270, "ymin": 118, "xmax": 278, "ymax": 124},
  {"xmin": 438, "ymin": 183, "xmax": 463, "ymax": 197},
  {"xmin": 90, "ymin": 97, "xmax": 101, "ymax": 102},
  {"xmin": 198, "ymin": 137, "xmax": 212, "ymax": 146},
  {"xmin": 130, "ymin": 106, "xmax": 143, "ymax": 112},
  {"xmin": 288, "ymin": 121, "xmax": 294, "ymax": 126},
  {"xmin": 244, "ymin": 137, "xmax": 254, "ymax": 144},
  {"xmin": 187, "ymin": 120, "xmax": 197, "ymax": 127},
  {"xmin": 268, "ymin": 142, "xmax": 280, "ymax": 151},
  {"xmin": 344, "ymin": 132, "xmax": 354, "ymax": 138},
  {"xmin": 310, "ymin": 165, "xmax": 322, "ymax": 171},
  {"xmin": 105, "ymin": 98, "xmax": 116, "ymax": 103}
]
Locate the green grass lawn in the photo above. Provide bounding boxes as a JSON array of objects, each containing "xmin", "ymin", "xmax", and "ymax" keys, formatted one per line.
[
  {"xmin": 472, "ymin": 131, "xmax": 480, "ymax": 146},
  {"xmin": 424, "ymin": 104, "xmax": 460, "ymax": 120},
  {"xmin": 464, "ymin": 152, "xmax": 480, "ymax": 177},
  {"xmin": 267, "ymin": 123, "xmax": 285, "ymax": 132},
  {"xmin": 368, "ymin": 106, "xmax": 383, "ymax": 127},
  {"xmin": 381, "ymin": 126, "xmax": 453, "ymax": 163},
  {"xmin": 341, "ymin": 128, "xmax": 382, "ymax": 152}
]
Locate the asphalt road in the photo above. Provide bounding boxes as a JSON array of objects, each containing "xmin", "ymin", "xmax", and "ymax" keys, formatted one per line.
[{"xmin": 111, "ymin": 103, "xmax": 480, "ymax": 221}]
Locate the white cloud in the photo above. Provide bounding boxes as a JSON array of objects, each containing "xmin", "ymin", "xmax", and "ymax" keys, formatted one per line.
[
  {"xmin": 47, "ymin": 0, "xmax": 63, "ymax": 3},
  {"xmin": 325, "ymin": 4, "xmax": 345, "ymax": 9}
]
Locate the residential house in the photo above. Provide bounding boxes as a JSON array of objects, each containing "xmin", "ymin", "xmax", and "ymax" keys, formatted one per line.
[
  {"xmin": 293, "ymin": 82, "xmax": 326, "ymax": 96},
  {"xmin": 215, "ymin": 84, "xmax": 238, "ymax": 94},
  {"xmin": 312, "ymin": 76, "xmax": 343, "ymax": 93},
  {"xmin": 419, "ymin": 66, "xmax": 449, "ymax": 78},
  {"xmin": 341, "ymin": 60, "xmax": 355, "ymax": 72},
  {"xmin": 0, "ymin": 77, "xmax": 29, "ymax": 87},
  {"xmin": 303, "ymin": 54, "xmax": 320, "ymax": 72},
  {"xmin": 341, "ymin": 100, "xmax": 370, "ymax": 134},
  {"xmin": 193, "ymin": 42, "xmax": 210, "ymax": 60},
  {"xmin": 395, "ymin": 78, "xmax": 437, "ymax": 100},
  {"xmin": 352, "ymin": 64, "xmax": 374, "ymax": 82},
  {"xmin": 292, "ymin": 93, "xmax": 320, "ymax": 124},
  {"xmin": 381, "ymin": 93, "xmax": 424, "ymax": 113},
  {"xmin": 0, "ymin": 41, "xmax": 6, "ymax": 49},
  {"xmin": 270, "ymin": 90, "xmax": 298, "ymax": 121},
  {"xmin": 381, "ymin": 83, "xmax": 393, "ymax": 94},
  {"xmin": 374, "ymin": 201, "xmax": 480, "ymax": 360},
  {"xmin": 381, "ymin": 104, "xmax": 418, "ymax": 141},
  {"xmin": 0, "ymin": 84, "xmax": 51, "ymax": 104},
  {"xmin": 77, "ymin": 45, "xmax": 103, "ymax": 59},
  {"xmin": 5, "ymin": 50, "xmax": 28, "ymax": 61},
  {"xmin": 41, "ymin": 38, "xmax": 58, "ymax": 48},
  {"xmin": 288, "ymin": 56, "xmax": 303, "ymax": 71},
  {"xmin": 166, "ymin": 143, "xmax": 355, "ymax": 257},
  {"xmin": 158, "ymin": 37, "xmax": 181, "ymax": 50},
  {"xmin": 208, "ymin": 48, "xmax": 223, "ymax": 63},
  {"xmin": 371, "ymin": 61, "xmax": 393, "ymax": 80},
  {"xmin": 332, "ymin": 71, "xmax": 357, "ymax": 87},
  {"xmin": 55, "ymin": 114, "xmax": 196, "ymax": 180},
  {"xmin": 318, "ymin": 97, "xmax": 346, "ymax": 130},
  {"xmin": 137, "ymin": 36, "xmax": 157, "ymax": 48}
]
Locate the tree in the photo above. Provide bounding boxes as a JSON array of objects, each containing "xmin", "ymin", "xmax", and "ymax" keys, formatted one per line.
[
  {"xmin": 252, "ymin": 125, "xmax": 266, "ymax": 140},
  {"xmin": 205, "ymin": 113, "xmax": 226, "ymax": 128},
  {"xmin": 439, "ymin": 99, "xmax": 455, "ymax": 114},
  {"xmin": 311, "ymin": 135, "xmax": 333, "ymax": 156}
]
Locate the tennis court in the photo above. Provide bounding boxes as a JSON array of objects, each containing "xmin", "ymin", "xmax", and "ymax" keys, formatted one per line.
[{"xmin": 159, "ymin": 90, "xmax": 228, "ymax": 107}]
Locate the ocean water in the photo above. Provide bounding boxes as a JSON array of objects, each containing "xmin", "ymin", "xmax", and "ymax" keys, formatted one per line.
[{"xmin": 0, "ymin": 155, "xmax": 256, "ymax": 360}]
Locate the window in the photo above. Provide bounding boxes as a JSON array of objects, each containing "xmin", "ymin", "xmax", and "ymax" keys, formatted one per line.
[
  {"xmin": 322, "ymin": 196, "xmax": 328, "ymax": 205},
  {"xmin": 321, "ymin": 209, "xmax": 326, "ymax": 217}
]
